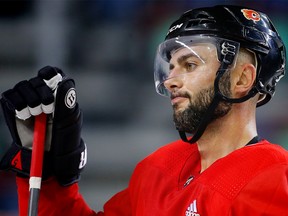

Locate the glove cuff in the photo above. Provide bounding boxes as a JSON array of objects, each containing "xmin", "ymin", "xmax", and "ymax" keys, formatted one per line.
[
  {"xmin": 0, "ymin": 141, "xmax": 53, "ymax": 180},
  {"xmin": 54, "ymin": 139, "xmax": 87, "ymax": 186}
]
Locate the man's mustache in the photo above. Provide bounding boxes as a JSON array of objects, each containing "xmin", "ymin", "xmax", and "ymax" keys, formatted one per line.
[{"xmin": 170, "ymin": 92, "xmax": 191, "ymax": 100}]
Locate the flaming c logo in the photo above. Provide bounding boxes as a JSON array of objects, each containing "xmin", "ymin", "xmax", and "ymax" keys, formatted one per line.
[{"xmin": 241, "ymin": 9, "xmax": 261, "ymax": 22}]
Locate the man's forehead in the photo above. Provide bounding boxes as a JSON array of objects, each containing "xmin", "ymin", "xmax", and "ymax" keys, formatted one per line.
[{"xmin": 170, "ymin": 43, "xmax": 217, "ymax": 60}]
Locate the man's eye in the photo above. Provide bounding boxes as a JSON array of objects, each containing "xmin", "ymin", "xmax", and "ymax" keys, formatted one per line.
[{"xmin": 185, "ymin": 62, "xmax": 197, "ymax": 72}]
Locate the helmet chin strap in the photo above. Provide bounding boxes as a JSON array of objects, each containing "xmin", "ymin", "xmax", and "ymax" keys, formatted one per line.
[{"xmin": 178, "ymin": 41, "xmax": 259, "ymax": 144}]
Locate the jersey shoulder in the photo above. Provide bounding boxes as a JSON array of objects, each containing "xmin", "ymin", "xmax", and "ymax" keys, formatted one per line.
[
  {"xmin": 201, "ymin": 140, "xmax": 288, "ymax": 200},
  {"xmin": 244, "ymin": 140, "xmax": 288, "ymax": 163}
]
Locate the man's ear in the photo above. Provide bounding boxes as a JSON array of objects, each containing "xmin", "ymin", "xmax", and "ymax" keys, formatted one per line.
[{"xmin": 233, "ymin": 63, "xmax": 257, "ymax": 96}]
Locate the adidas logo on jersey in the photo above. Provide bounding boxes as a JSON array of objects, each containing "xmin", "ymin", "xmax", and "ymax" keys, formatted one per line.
[{"xmin": 185, "ymin": 200, "xmax": 200, "ymax": 216}]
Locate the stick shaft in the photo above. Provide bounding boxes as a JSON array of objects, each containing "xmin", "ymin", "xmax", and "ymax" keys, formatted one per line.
[
  {"xmin": 28, "ymin": 188, "xmax": 40, "ymax": 216},
  {"xmin": 28, "ymin": 113, "xmax": 47, "ymax": 216}
]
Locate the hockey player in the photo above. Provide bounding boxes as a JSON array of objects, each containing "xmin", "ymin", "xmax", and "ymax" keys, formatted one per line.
[{"xmin": 1, "ymin": 5, "xmax": 288, "ymax": 216}]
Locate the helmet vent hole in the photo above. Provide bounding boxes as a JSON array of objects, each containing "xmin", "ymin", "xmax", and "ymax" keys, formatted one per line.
[
  {"xmin": 186, "ymin": 18, "xmax": 215, "ymax": 28},
  {"xmin": 195, "ymin": 13, "xmax": 211, "ymax": 19}
]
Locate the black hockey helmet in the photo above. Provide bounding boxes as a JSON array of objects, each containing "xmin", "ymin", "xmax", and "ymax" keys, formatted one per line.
[
  {"xmin": 157, "ymin": 5, "xmax": 286, "ymax": 107},
  {"xmin": 154, "ymin": 5, "xmax": 286, "ymax": 143}
]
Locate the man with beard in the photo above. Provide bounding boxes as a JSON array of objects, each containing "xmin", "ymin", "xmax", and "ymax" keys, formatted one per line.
[
  {"xmin": 0, "ymin": 5, "xmax": 288, "ymax": 216},
  {"xmin": 169, "ymin": 44, "xmax": 233, "ymax": 135}
]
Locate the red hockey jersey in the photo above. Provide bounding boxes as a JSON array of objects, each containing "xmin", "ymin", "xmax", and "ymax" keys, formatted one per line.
[{"xmin": 17, "ymin": 139, "xmax": 288, "ymax": 215}]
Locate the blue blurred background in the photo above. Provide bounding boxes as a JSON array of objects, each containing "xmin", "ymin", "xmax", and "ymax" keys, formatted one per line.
[{"xmin": 0, "ymin": 0, "xmax": 287, "ymax": 214}]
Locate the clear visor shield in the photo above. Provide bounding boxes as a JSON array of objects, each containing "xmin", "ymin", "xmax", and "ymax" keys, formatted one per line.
[{"xmin": 154, "ymin": 36, "xmax": 238, "ymax": 97}]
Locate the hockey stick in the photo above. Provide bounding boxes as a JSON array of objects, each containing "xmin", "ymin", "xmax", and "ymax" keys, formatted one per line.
[{"xmin": 28, "ymin": 113, "xmax": 47, "ymax": 216}]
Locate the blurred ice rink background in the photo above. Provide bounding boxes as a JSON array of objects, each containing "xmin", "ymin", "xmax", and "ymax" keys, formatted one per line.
[{"xmin": 0, "ymin": 0, "xmax": 287, "ymax": 214}]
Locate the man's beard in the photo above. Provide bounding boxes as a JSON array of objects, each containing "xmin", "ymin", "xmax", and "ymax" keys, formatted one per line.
[{"xmin": 173, "ymin": 73, "xmax": 232, "ymax": 134}]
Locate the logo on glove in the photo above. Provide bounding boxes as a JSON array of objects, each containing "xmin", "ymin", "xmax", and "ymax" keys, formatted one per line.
[{"xmin": 65, "ymin": 88, "xmax": 77, "ymax": 109}]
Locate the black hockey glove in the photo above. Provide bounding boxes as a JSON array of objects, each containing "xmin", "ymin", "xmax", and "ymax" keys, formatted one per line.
[{"xmin": 0, "ymin": 66, "xmax": 87, "ymax": 186}]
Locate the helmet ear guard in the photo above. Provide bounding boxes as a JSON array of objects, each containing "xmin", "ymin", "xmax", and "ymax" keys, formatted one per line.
[{"xmin": 254, "ymin": 45, "xmax": 286, "ymax": 107}]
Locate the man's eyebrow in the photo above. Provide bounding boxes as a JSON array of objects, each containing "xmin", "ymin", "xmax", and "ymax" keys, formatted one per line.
[
  {"xmin": 177, "ymin": 53, "xmax": 202, "ymax": 65},
  {"xmin": 169, "ymin": 51, "xmax": 206, "ymax": 70},
  {"xmin": 169, "ymin": 53, "xmax": 203, "ymax": 70},
  {"xmin": 177, "ymin": 53, "xmax": 199, "ymax": 64},
  {"xmin": 173, "ymin": 40, "xmax": 206, "ymax": 63}
]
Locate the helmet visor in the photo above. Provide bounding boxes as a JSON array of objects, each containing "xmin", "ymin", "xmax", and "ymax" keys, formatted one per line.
[{"xmin": 154, "ymin": 35, "xmax": 238, "ymax": 96}]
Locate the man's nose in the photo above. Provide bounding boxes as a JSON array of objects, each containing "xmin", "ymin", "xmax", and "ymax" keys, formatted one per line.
[{"xmin": 163, "ymin": 75, "xmax": 183, "ymax": 93}]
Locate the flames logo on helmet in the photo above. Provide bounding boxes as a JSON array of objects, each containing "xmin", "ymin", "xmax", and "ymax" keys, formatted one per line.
[{"xmin": 241, "ymin": 9, "xmax": 261, "ymax": 22}]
